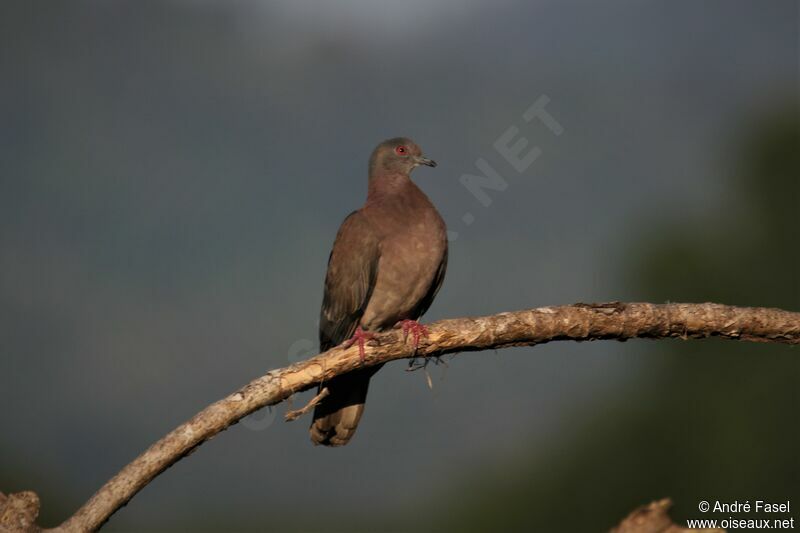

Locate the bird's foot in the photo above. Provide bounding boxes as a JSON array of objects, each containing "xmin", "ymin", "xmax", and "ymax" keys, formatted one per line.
[
  {"xmin": 343, "ymin": 327, "xmax": 376, "ymax": 363},
  {"xmin": 397, "ymin": 319, "xmax": 429, "ymax": 353}
]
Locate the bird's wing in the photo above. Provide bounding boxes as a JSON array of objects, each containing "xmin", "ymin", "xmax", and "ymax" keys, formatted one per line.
[
  {"xmin": 412, "ymin": 244, "xmax": 448, "ymax": 319},
  {"xmin": 319, "ymin": 210, "xmax": 380, "ymax": 352}
]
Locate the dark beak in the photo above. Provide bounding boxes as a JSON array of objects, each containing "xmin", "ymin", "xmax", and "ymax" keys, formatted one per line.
[{"xmin": 416, "ymin": 156, "xmax": 437, "ymax": 168}]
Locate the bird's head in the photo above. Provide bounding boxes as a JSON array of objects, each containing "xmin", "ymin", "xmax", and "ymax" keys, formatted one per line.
[{"xmin": 368, "ymin": 137, "xmax": 437, "ymax": 177}]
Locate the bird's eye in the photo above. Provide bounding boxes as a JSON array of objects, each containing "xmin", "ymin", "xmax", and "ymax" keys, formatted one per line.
[{"xmin": 395, "ymin": 145, "xmax": 407, "ymax": 155}]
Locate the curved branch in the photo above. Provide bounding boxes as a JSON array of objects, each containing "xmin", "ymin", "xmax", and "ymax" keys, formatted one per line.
[
  {"xmin": 5, "ymin": 302, "xmax": 798, "ymax": 532},
  {"xmin": 612, "ymin": 498, "xmax": 724, "ymax": 532}
]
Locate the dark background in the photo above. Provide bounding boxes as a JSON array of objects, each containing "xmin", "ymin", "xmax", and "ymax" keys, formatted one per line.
[{"xmin": 1, "ymin": 1, "xmax": 797, "ymax": 531}]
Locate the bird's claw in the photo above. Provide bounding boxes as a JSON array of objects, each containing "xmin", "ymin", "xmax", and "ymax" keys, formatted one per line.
[
  {"xmin": 343, "ymin": 327, "xmax": 376, "ymax": 363},
  {"xmin": 398, "ymin": 319, "xmax": 429, "ymax": 353}
]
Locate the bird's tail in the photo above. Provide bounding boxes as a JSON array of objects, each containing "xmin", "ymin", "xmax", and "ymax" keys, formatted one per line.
[{"xmin": 310, "ymin": 367, "xmax": 378, "ymax": 446}]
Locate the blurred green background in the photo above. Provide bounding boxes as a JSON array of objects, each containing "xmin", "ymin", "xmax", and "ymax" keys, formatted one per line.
[{"xmin": 1, "ymin": 1, "xmax": 797, "ymax": 531}]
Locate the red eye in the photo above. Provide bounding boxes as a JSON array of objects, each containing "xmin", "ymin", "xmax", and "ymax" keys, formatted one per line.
[{"xmin": 395, "ymin": 145, "xmax": 406, "ymax": 155}]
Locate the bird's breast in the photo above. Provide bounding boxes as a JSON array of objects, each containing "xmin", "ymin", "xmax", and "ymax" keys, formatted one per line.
[{"xmin": 360, "ymin": 208, "xmax": 446, "ymax": 330}]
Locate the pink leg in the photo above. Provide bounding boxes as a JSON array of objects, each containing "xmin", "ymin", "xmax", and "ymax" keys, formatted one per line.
[
  {"xmin": 398, "ymin": 319, "xmax": 429, "ymax": 352},
  {"xmin": 343, "ymin": 327, "xmax": 376, "ymax": 363}
]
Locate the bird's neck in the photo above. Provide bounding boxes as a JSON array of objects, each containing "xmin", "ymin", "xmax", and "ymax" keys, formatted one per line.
[{"xmin": 366, "ymin": 172, "xmax": 416, "ymax": 202}]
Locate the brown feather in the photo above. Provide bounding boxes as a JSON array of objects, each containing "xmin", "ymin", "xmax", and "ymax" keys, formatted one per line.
[{"xmin": 310, "ymin": 138, "xmax": 447, "ymax": 447}]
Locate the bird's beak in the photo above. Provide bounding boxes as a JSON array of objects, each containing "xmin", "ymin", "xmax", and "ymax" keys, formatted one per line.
[{"xmin": 415, "ymin": 156, "xmax": 437, "ymax": 168}]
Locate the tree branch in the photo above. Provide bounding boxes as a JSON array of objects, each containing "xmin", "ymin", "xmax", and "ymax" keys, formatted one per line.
[
  {"xmin": 284, "ymin": 387, "xmax": 329, "ymax": 421},
  {"xmin": 611, "ymin": 498, "xmax": 724, "ymax": 532},
  {"xmin": 4, "ymin": 302, "xmax": 797, "ymax": 532}
]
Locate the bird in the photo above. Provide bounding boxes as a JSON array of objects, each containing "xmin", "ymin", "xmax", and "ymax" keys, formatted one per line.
[{"xmin": 310, "ymin": 137, "xmax": 448, "ymax": 447}]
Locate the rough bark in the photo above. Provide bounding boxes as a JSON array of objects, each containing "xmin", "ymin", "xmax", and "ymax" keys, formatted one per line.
[
  {"xmin": 4, "ymin": 302, "xmax": 797, "ymax": 532},
  {"xmin": 611, "ymin": 498, "xmax": 725, "ymax": 532}
]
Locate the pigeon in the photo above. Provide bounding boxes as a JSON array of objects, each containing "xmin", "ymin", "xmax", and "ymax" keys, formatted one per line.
[{"xmin": 310, "ymin": 137, "xmax": 448, "ymax": 447}]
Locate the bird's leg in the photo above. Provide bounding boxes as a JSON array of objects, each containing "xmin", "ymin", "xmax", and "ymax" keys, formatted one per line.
[
  {"xmin": 397, "ymin": 319, "xmax": 429, "ymax": 354},
  {"xmin": 342, "ymin": 327, "xmax": 376, "ymax": 363}
]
